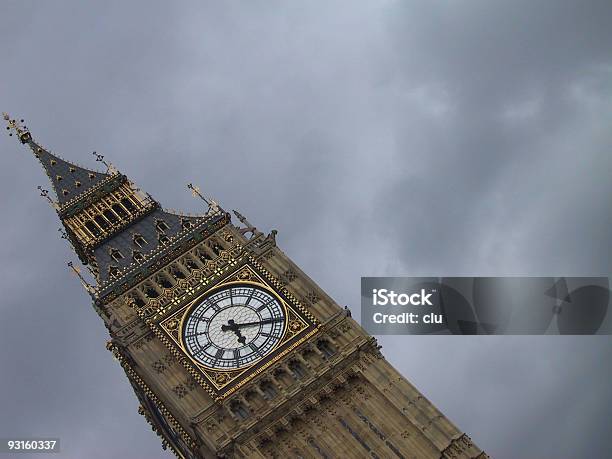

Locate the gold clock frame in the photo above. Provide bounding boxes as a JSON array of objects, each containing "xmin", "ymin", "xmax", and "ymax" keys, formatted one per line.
[
  {"xmin": 142, "ymin": 251, "xmax": 319, "ymax": 400},
  {"xmin": 177, "ymin": 279, "xmax": 291, "ymax": 370}
]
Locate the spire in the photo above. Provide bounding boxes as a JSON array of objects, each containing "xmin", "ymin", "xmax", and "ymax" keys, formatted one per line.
[
  {"xmin": 232, "ymin": 209, "xmax": 261, "ymax": 238},
  {"xmin": 4, "ymin": 112, "xmax": 110, "ymax": 206},
  {"xmin": 6, "ymin": 114, "xmax": 229, "ymax": 300},
  {"xmin": 3, "ymin": 113, "xmax": 32, "ymax": 144},
  {"xmin": 187, "ymin": 182, "xmax": 211, "ymax": 205},
  {"xmin": 4, "ymin": 113, "xmax": 158, "ymax": 268},
  {"xmin": 188, "ymin": 183, "xmax": 223, "ymax": 214}
]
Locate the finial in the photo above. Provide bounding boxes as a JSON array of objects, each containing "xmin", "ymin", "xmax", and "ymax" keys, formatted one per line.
[
  {"xmin": 93, "ymin": 151, "xmax": 115, "ymax": 173},
  {"xmin": 68, "ymin": 261, "xmax": 96, "ymax": 298},
  {"xmin": 232, "ymin": 209, "xmax": 260, "ymax": 238},
  {"xmin": 233, "ymin": 209, "xmax": 248, "ymax": 224},
  {"xmin": 187, "ymin": 183, "xmax": 224, "ymax": 214},
  {"xmin": 208, "ymin": 197, "xmax": 221, "ymax": 214},
  {"xmin": 187, "ymin": 183, "xmax": 211, "ymax": 205},
  {"xmin": 58, "ymin": 227, "xmax": 68, "ymax": 240},
  {"xmin": 3, "ymin": 113, "xmax": 32, "ymax": 144},
  {"xmin": 37, "ymin": 185, "xmax": 59, "ymax": 209},
  {"xmin": 267, "ymin": 229, "xmax": 278, "ymax": 244}
]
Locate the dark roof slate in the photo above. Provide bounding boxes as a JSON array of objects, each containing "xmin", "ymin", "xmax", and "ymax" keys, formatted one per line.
[
  {"xmin": 28, "ymin": 140, "xmax": 109, "ymax": 205},
  {"xmin": 93, "ymin": 209, "xmax": 201, "ymax": 284}
]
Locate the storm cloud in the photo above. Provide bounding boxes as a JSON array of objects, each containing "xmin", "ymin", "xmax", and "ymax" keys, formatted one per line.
[{"xmin": 1, "ymin": 1, "xmax": 611, "ymax": 458}]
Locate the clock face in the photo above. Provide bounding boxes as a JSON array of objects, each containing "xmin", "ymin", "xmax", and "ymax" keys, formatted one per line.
[{"xmin": 182, "ymin": 284, "xmax": 286, "ymax": 370}]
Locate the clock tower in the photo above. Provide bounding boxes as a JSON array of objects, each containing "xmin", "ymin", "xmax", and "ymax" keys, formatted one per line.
[{"xmin": 6, "ymin": 114, "xmax": 487, "ymax": 459}]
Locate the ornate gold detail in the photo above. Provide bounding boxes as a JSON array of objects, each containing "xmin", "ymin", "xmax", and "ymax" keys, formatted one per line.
[
  {"xmin": 3, "ymin": 113, "xmax": 32, "ymax": 144},
  {"xmin": 127, "ymin": 253, "xmax": 319, "ymax": 400},
  {"xmin": 63, "ymin": 180, "xmax": 156, "ymax": 251},
  {"xmin": 237, "ymin": 268, "xmax": 252, "ymax": 281},
  {"xmin": 97, "ymin": 212, "xmax": 230, "ymax": 303},
  {"xmin": 220, "ymin": 229, "xmax": 234, "ymax": 243},
  {"xmin": 289, "ymin": 319, "xmax": 304, "ymax": 333}
]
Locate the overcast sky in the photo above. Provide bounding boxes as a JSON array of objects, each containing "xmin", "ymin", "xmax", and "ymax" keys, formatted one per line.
[{"xmin": 1, "ymin": 1, "xmax": 611, "ymax": 458}]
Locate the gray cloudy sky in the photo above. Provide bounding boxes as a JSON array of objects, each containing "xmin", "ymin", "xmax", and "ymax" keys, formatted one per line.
[{"xmin": 1, "ymin": 1, "xmax": 611, "ymax": 458}]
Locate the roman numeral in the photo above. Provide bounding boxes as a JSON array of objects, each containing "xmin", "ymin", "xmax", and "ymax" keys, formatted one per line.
[
  {"xmin": 256, "ymin": 299, "xmax": 274, "ymax": 312},
  {"xmin": 185, "ymin": 331, "xmax": 207, "ymax": 339},
  {"xmin": 249, "ymin": 343, "xmax": 261, "ymax": 356},
  {"xmin": 215, "ymin": 348, "xmax": 224, "ymax": 359},
  {"xmin": 194, "ymin": 345, "xmax": 209, "ymax": 357}
]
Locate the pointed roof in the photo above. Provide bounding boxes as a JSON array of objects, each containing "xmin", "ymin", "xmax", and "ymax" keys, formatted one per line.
[
  {"xmin": 5, "ymin": 113, "xmax": 229, "ymax": 301},
  {"xmin": 32, "ymin": 142, "xmax": 109, "ymax": 205},
  {"xmin": 4, "ymin": 113, "xmax": 109, "ymax": 205}
]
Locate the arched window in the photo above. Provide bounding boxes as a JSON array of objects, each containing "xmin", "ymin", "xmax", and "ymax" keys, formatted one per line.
[
  {"xmin": 317, "ymin": 340, "xmax": 335, "ymax": 358},
  {"xmin": 109, "ymin": 248, "xmax": 123, "ymax": 263},
  {"xmin": 170, "ymin": 267, "xmax": 186, "ymax": 280},
  {"xmin": 133, "ymin": 233, "xmax": 147, "ymax": 247},
  {"xmin": 183, "ymin": 257, "xmax": 198, "ymax": 272},
  {"xmin": 130, "ymin": 294, "xmax": 146, "ymax": 309},
  {"xmin": 289, "ymin": 360, "xmax": 306, "ymax": 379},
  {"xmin": 85, "ymin": 221, "xmax": 101, "ymax": 237},
  {"xmin": 208, "ymin": 241, "xmax": 223, "ymax": 256},
  {"xmin": 260, "ymin": 381, "xmax": 277, "ymax": 400},
  {"xmin": 156, "ymin": 275, "xmax": 172, "ymax": 289},
  {"xmin": 230, "ymin": 401, "xmax": 250, "ymax": 420},
  {"xmin": 158, "ymin": 234, "xmax": 170, "ymax": 245},
  {"xmin": 144, "ymin": 285, "xmax": 160, "ymax": 299},
  {"xmin": 181, "ymin": 218, "xmax": 193, "ymax": 230},
  {"xmin": 103, "ymin": 209, "xmax": 118, "ymax": 224},
  {"xmin": 108, "ymin": 265, "xmax": 120, "ymax": 279},
  {"xmin": 94, "ymin": 215, "xmax": 109, "ymax": 230},
  {"xmin": 121, "ymin": 198, "xmax": 136, "ymax": 212},
  {"xmin": 273, "ymin": 367, "xmax": 292, "ymax": 387},
  {"xmin": 132, "ymin": 250, "xmax": 145, "ymax": 263},
  {"xmin": 155, "ymin": 219, "xmax": 170, "ymax": 233},
  {"xmin": 112, "ymin": 203, "xmax": 128, "ymax": 219},
  {"xmin": 302, "ymin": 347, "xmax": 320, "ymax": 365}
]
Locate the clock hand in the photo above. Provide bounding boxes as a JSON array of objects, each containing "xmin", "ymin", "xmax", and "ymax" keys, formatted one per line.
[
  {"xmin": 232, "ymin": 327, "xmax": 247, "ymax": 345},
  {"xmin": 232, "ymin": 317, "xmax": 284, "ymax": 329},
  {"xmin": 221, "ymin": 319, "xmax": 238, "ymax": 332},
  {"xmin": 220, "ymin": 319, "xmax": 248, "ymax": 345},
  {"xmin": 221, "ymin": 318, "xmax": 282, "ymax": 331}
]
